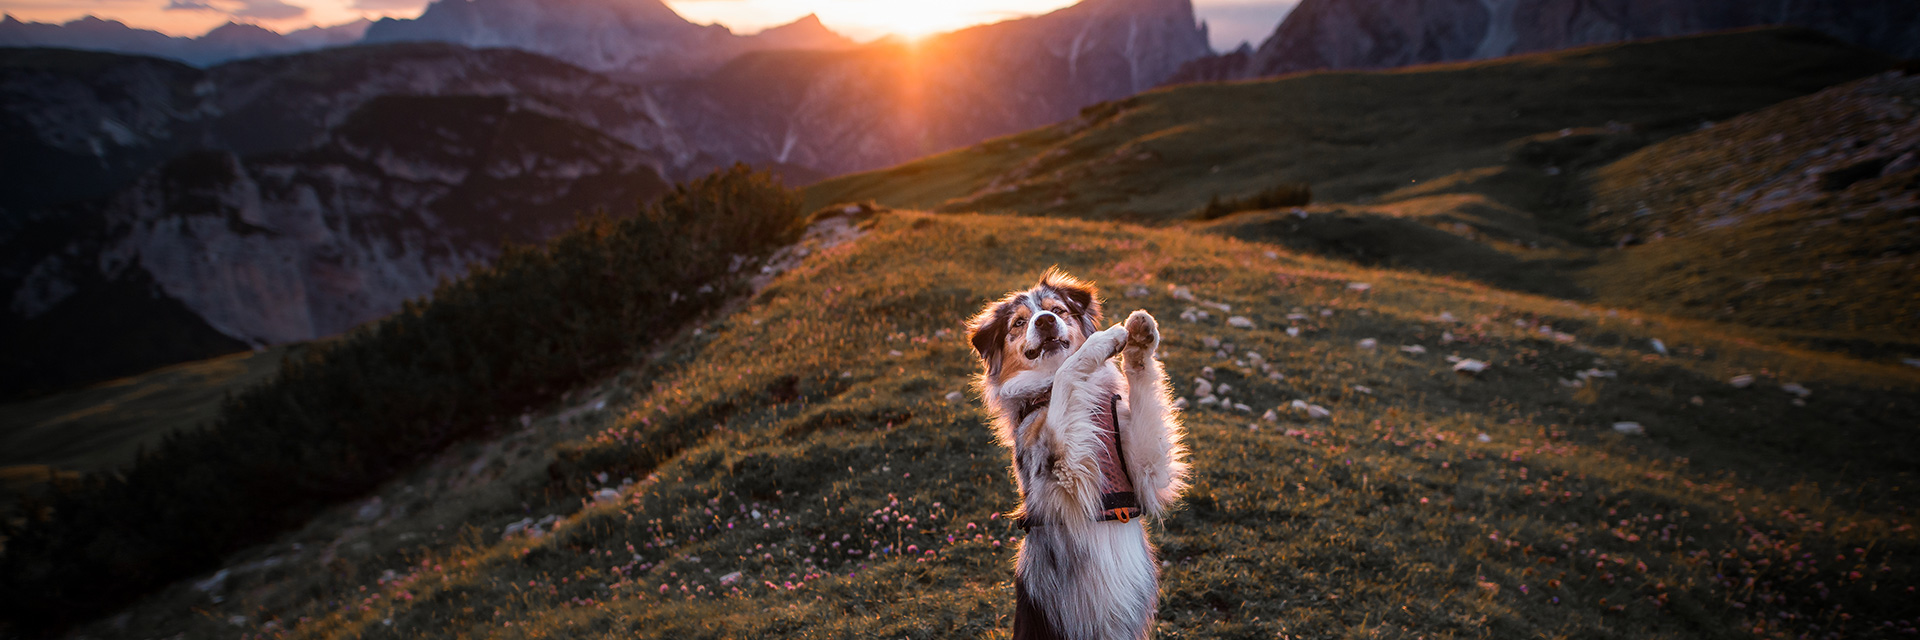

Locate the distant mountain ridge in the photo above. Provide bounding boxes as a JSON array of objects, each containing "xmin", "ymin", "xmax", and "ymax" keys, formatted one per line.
[
  {"xmin": 1168, "ymin": 0, "xmax": 1920, "ymax": 83},
  {"xmin": 0, "ymin": 15, "xmax": 370, "ymax": 67},
  {"xmin": 365, "ymin": 0, "xmax": 856, "ymax": 80}
]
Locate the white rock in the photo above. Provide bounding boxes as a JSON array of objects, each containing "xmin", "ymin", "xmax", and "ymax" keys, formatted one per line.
[
  {"xmin": 1780, "ymin": 383, "xmax": 1811, "ymax": 398},
  {"xmin": 1441, "ymin": 331, "xmax": 1455, "ymax": 343},
  {"xmin": 888, "ymin": 350, "xmax": 904, "ymax": 357},
  {"xmin": 1173, "ymin": 397, "xmax": 1191, "ymax": 409},
  {"xmin": 1194, "ymin": 379, "xmax": 1214, "ymax": 397},
  {"xmin": 1400, "ymin": 345, "xmax": 1427, "ymax": 354},
  {"xmin": 1180, "ymin": 307, "xmax": 1201, "ymax": 322},
  {"xmin": 1437, "ymin": 311, "xmax": 1457, "ymax": 322},
  {"xmin": 1201, "ymin": 366, "xmax": 1216, "ymax": 379},
  {"xmin": 1199, "ymin": 396, "xmax": 1221, "ymax": 407},
  {"xmin": 720, "ymin": 571, "xmax": 744, "ymax": 585},
  {"xmin": 1348, "ymin": 282, "xmax": 1372, "ymax": 291},
  {"xmin": 1264, "ymin": 250, "xmax": 1280, "ymax": 259},
  {"xmin": 1233, "ymin": 403, "xmax": 1252, "ymax": 413},
  {"xmin": 1453, "ymin": 359, "xmax": 1489, "ymax": 375},
  {"xmin": 1228, "ymin": 316, "xmax": 1255, "ymax": 328},
  {"xmin": 1306, "ymin": 405, "xmax": 1331, "ymax": 420},
  {"xmin": 1268, "ymin": 372, "xmax": 1285, "ymax": 381},
  {"xmin": 1352, "ymin": 385, "xmax": 1372, "ymax": 394},
  {"xmin": 945, "ymin": 391, "xmax": 965, "ymax": 402},
  {"xmin": 1125, "ymin": 284, "xmax": 1150, "ymax": 298},
  {"xmin": 593, "ymin": 488, "xmax": 621, "ymax": 503},
  {"xmin": 1201, "ymin": 336, "xmax": 1221, "ymax": 349},
  {"xmin": 1168, "ymin": 285, "xmax": 1195, "ymax": 301},
  {"xmin": 1320, "ymin": 309, "xmax": 1334, "ymax": 317},
  {"xmin": 752, "ymin": 509, "xmax": 763, "ymax": 520},
  {"xmin": 1476, "ymin": 433, "xmax": 1492, "ymax": 443},
  {"xmin": 1729, "ymin": 374, "xmax": 1755, "ymax": 388},
  {"xmin": 1286, "ymin": 313, "xmax": 1308, "ymax": 320},
  {"xmin": 1649, "ymin": 339, "xmax": 1668, "ymax": 355},
  {"xmin": 355, "ymin": 497, "xmax": 384, "ymax": 523},
  {"xmin": 1903, "ymin": 358, "xmax": 1920, "ymax": 368},
  {"xmin": 1612, "ymin": 422, "xmax": 1645, "ymax": 435},
  {"xmin": 1218, "ymin": 383, "xmax": 1233, "ymax": 395},
  {"xmin": 1205, "ymin": 302, "xmax": 1233, "ymax": 313},
  {"xmin": 1261, "ymin": 409, "xmax": 1279, "ymax": 422},
  {"xmin": 1357, "ymin": 338, "xmax": 1378, "ymax": 350},
  {"xmin": 1559, "ymin": 378, "xmax": 1584, "ymax": 388},
  {"xmin": 1286, "ymin": 327, "xmax": 1301, "ymax": 337}
]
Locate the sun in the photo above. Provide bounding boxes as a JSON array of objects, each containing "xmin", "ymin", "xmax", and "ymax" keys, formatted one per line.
[{"xmin": 865, "ymin": 5, "xmax": 959, "ymax": 40}]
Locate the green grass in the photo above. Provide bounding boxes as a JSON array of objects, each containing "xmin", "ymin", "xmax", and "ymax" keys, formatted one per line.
[{"xmin": 78, "ymin": 211, "xmax": 1917, "ymax": 640}]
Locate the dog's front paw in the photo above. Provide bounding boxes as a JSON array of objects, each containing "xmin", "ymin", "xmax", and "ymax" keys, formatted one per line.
[
  {"xmin": 1083, "ymin": 323, "xmax": 1130, "ymax": 360},
  {"xmin": 1122, "ymin": 310, "xmax": 1159, "ymax": 370}
]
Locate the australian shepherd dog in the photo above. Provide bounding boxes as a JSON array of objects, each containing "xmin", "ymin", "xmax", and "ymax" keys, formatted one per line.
[{"xmin": 966, "ymin": 268, "xmax": 1190, "ymax": 640}]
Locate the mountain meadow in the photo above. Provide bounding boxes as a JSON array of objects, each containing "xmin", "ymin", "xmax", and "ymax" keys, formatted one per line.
[{"xmin": 1, "ymin": 25, "xmax": 1917, "ymax": 640}]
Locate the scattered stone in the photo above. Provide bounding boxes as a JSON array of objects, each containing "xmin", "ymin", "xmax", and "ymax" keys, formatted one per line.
[
  {"xmin": 1261, "ymin": 409, "xmax": 1279, "ymax": 422},
  {"xmin": 1233, "ymin": 403, "xmax": 1252, "ymax": 413},
  {"xmin": 1650, "ymin": 339, "xmax": 1668, "ymax": 355},
  {"xmin": 1559, "ymin": 378, "xmax": 1584, "ymax": 388},
  {"xmin": 355, "ymin": 497, "xmax": 384, "ymax": 523},
  {"xmin": 1903, "ymin": 358, "xmax": 1920, "ymax": 369},
  {"xmin": 1173, "ymin": 397, "xmax": 1191, "ymax": 409},
  {"xmin": 1436, "ymin": 311, "xmax": 1457, "ymax": 323},
  {"xmin": 1348, "ymin": 282, "xmax": 1372, "ymax": 292},
  {"xmin": 1125, "ymin": 284, "xmax": 1151, "ymax": 298},
  {"xmin": 1202, "ymin": 336, "xmax": 1221, "ymax": 349},
  {"xmin": 1218, "ymin": 383, "xmax": 1234, "ymax": 395},
  {"xmin": 1286, "ymin": 327, "xmax": 1301, "ymax": 337},
  {"xmin": 1441, "ymin": 331, "xmax": 1455, "ymax": 343},
  {"xmin": 1576, "ymin": 369, "xmax": 1617, "ymax": 380},
  {"xmin": 1228, "ymin": 316, "xmax": 1254, "ymax": 328},
  {"xmin": 945, "ymin": 391, "xmax": 965, "ymax": 402},
  {"xmin": 1205, "ymin": 301, "xmax": 1233, "ymax": 313},
  {"xmin": 1264, "ymin": 250, "xmax": 1280, "ymax": 259},
  {"xmin": 1352, "ymin": 385, "xmax": 1373, "ymax": 394},
  {"xmin": 1476, "ymin": 433, "xmax": 1492, "ymax": 443},
  {"xmin": 1168, "ymin": 285, "xmax": 1195, "ymax": 301},
  {"xmin": 888, "ymin": 350, "xmax": 904, "ymax": 357},
  {"xmin": 593, "ymin": 488, "xmax": 621, "ymax": 503},
  {"xmin": 1193, "ymin": 379, "xmax": 1214, "ymax": 397},
  {"xmin": 1357, "ymin": 338, "xmax": 1378, "ymax": 350},
  {"xmin": 1201, "ymin": 367, "xmax": 1216, "ymax": 379},
  {"xmin": 1245, "ymin": 351, "xmax": 1265, "ymax": 367},
  {"xmin": 1268, "ymin": 372, "xmax": 1285, "ymax": 381},
  {"xmin": 720, "ymin": 571, "xmax": 744, "ymax": 585},
  {"xmin": 1199, "ymin": 396, "xmax": 1221, "ymax": 407},
  {"xmin": 1401, "ymin": 345, "xmax": 1427, "ymax": 354},
  {"xmin": 1780, "ymin": 383, "xmax": 1812, "ymax": 398},
  {"xmin": 1286, "ymin": 313, "xmax": 1309, "ymax": 320},
  {"xmin": 1319, "ymin": 309, "xmax": 1334, "ymax": 317},
  {"xmin": 1290, "ymin": 399, "xmax": 1331, "ymax": 419},
  {"xmin": 840, "ymin": 371, "xmax": 853, "ymax": 378},
  {"xmin": 1729, "ymin": 374, "xmax": 1755, "ymax": 388},
  {"xmin": 1180, "ymin": 307, "xmax": 1202, "ymax": 323},
  {"xmin": 1453, "ymin": 359, "xmax": 1490, "ymax": 375},
  {"xmin": 1612, "ymin": 422, "xmax": 1645, "ymax": 435}
]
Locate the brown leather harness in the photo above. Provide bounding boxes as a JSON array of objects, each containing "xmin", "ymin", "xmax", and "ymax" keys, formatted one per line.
[{"xmin": 1013, "ymin": 392, "xmax": 1141, "ymax": 530}]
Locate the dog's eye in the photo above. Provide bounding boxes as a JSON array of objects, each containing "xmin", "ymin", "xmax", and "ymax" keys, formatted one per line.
[{"xmin": 1012, "ymin": 318, "xmax": 1026, "ymax": 328}]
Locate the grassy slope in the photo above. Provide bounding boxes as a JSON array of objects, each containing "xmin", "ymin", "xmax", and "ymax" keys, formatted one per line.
[
  {"xmin": 0, "ymin": 346, "xmax": 293, "ymax": 478},
  {"xmin": 804, "ymin": 28, "xmax": 1885, "ymax": 221},
  {"xmin": 1585, "ymin": 72, "xmax": 1920, "ymax": 350},
  {"xmin": 107, "ymin": 211, "xmax": 1918, "ymax": 640}
]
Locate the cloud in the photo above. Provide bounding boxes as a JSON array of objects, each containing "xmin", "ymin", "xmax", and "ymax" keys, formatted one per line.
[
  {"xmin": 160, "ymin": 0, "xmax": 308, "ymax": 20},
  {"xmin": 350, "ymin": 0, "xmax": 430, "ymax": 11},
  {"xmin": 231, "ymin": 0, "xmax": 307, "ymax": 20}
]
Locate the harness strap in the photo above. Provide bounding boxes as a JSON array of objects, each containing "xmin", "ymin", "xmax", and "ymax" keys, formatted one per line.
[{"xmin": 1015, "ymin": 393, "xmax": 1140, "ymax": 529}]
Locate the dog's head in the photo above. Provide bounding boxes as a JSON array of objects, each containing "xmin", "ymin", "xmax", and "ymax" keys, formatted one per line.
[{"xmin": 967, "ymin": 267, "xmax": 1103, "ymax": 387}]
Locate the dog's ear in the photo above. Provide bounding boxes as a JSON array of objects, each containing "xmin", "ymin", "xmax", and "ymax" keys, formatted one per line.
[
  {"xmin": 968, "ymin": 302, "xmax": 1009, "ymax": 378},
  {"xmin": 1040, "ymin": 267, "xmax": 1102, "ymax": 335}
]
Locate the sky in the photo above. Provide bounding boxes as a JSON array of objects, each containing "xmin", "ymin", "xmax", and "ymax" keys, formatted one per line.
[{"xmin": 0, "ymin": 0, "xmax": 1297, "ymax": 50}]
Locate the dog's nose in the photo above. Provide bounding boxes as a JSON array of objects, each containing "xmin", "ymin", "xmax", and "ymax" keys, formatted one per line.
[{"xmin": 1034, "ymin": 313, "xmax": 1059, "ymax": 334}]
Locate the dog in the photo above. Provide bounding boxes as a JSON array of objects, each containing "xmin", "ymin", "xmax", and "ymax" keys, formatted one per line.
[{"xmin": 966, "ymin": 268, "xmax": 1189, "ymax": 640}]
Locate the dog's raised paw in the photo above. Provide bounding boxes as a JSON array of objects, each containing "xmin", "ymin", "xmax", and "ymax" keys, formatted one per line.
[{"xmin": 1123, "ymin": 310, "xmax": 1159, "ymax": 366}]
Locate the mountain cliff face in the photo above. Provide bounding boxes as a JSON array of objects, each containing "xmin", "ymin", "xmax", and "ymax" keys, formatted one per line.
[
  {"xmin": 362, "ymin": 0, "xmax": 854, "ymax": 80},
  {"xmin": 661, "ymin": 0, "xmax": 1214, "ymax": 177},
  {"xmin": 2, "ymin": 95, "xmax": 667, "ymax": 393},
  {"xmin": 1170, "ymin": 0, "xmax": 1919, "ymax": 83},
  {"xmin": 0, "ymin": 15, "xmax": 370, "ymax": 67}
]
